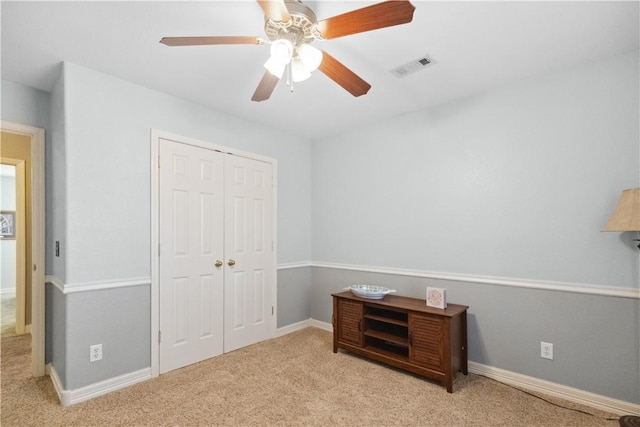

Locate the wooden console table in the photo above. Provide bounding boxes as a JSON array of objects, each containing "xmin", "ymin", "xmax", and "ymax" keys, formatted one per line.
[{"xmin": 332, "ymin": 291, "xmax": 468, "ymax": 393}]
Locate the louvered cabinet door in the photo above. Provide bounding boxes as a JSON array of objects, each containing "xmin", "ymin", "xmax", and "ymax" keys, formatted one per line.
[
  {"xmin": 335, "ymin": 298, "xmax": 364, "ymax": 347},
  {"xmin": 409, "ymin": 313, "xmax": 444, "ymax": 371}
]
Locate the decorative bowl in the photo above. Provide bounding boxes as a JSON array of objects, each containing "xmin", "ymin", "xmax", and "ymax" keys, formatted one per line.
[{"xmin": 346, "ymin": 284, "xmax": 396, "ymax": 300}]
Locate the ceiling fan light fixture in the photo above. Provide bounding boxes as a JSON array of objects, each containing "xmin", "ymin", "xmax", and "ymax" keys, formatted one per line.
[
  {"xmin": 264, "ymin": 56, "xmax": 287, "ymax": 78},
  {"xmin": 269, "ymin": 39, "xmax": 293, "ymax": 64},
  {"xmin": 297, "ymin": 43, "xmax": 322, "ymax": 71},
  {"xmin": 291, "ymin": 57, "xmax": 311, "ymax": 82},
  {"xmin": 161, "ymin": 0, "xmax": 417, "ymax": 102}
]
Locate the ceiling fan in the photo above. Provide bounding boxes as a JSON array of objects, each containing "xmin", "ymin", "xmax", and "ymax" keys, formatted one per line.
[{"xmin": 160, "ymin": 0, "xmax": 416, "ymax": 102}]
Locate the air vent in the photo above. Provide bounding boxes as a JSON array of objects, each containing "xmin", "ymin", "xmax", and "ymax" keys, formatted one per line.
[{"xmin": 390, "ymin": 55, "xmax": 435, "ymax": 78}]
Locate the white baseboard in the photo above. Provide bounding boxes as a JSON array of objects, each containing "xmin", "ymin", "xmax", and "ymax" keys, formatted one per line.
[
  {"xmin": 275, "ymin": 318, "xmax": 333, "ymax": 337},
  {"xmin": 275, "ymin": 318, "xmax": 312, "ymax": 337},
  {"xmin": 47, "ymin": 363, "xmax": 151, "ymax": 407},
  {"xmin": 468, "ymin": 361, "xmax": 639, "ymax": 416},
  {"xmin": 309, "ymin": 319, "xmax": 332, "ymax": 332},
  {"xmin": 46, "ymin": 364, "xmax": 65, "ymax": 405}
]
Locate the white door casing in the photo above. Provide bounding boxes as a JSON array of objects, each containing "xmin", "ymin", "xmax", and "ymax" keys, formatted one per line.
[
  {"xmin": 158, "ymin": 138, "xmax": 225, "ymax": 373},
  {"xmin": 223, "ymin": 154, "xmax": 274, "ymax": 352},
  {"xmin": 154, "ymin": 132, "xmax": 276, "ymax": 375}
]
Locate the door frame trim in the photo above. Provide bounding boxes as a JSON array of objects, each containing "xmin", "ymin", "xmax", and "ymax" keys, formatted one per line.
[
  {"xmin": 1, "ymin": 121, "xmax": 46, "ymax": 377},
  {"xmin": 150, "ymin": 129, "xmax": 278, "ymax": 378}
]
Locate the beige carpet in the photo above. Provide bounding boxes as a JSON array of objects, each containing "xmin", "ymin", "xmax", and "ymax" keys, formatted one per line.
[
  {"xmin": 1, "ymin": 327, "xmax": 620, "ymax": 426},
  {"xmin": 1, "ymin": 295, "xmax": 17, "ymax": 338}
]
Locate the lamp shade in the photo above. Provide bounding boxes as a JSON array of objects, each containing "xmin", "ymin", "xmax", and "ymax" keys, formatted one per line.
[
  {"xmin": 269, "ymin": 39, "xmax": 293, "ymax": 64},
  {"xmin": 291, "ymin": 57, "xmax": 311, "ymax": 82},
  {"xmin": 602, "ymin": 188, "xmax": 640, "ymax": 231},
  {"xmin": 264, "ymin": 56, "xmax": 287, "ymax": 78},
  {"xmin": 297, "ymin": 44, "xmax": 322, "ymax": 71}
]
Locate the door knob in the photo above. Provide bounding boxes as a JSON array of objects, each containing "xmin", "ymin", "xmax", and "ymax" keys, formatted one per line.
[
  {"xmin": 227, "ymin": 259, "xmax": 236, "ymax": 266},
  {"xmin": 215, "ymin": 260, "xmax": 223, "ymax": 268}
]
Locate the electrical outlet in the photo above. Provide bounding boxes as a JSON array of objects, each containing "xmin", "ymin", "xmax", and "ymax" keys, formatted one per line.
[
  {"xmin": 90, "ymin": 344, "xmax": 103, "ymax": 362},
  {"xmin": 541, "ymin": 341, "xmax": 553, "ymax": 360}
]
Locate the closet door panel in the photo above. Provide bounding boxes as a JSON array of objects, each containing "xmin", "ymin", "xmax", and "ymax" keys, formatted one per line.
[
  {"xmin": 159, "ymin": 139, "xmax": 225, "ymax": 373},
  {"xmin": 224, "ymin": 155, "xmax": 274, "ymax": 352}
]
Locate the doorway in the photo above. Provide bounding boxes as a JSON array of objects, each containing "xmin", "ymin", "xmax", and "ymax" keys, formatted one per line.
[
  {"xmin": 1, "ymin": 161, "xmax": 26, "ymax": 337},
  {"xmin": 151, "ymin": 131, "xmax": 277, "ymax": 376},
  {"xmin": 0, "ymin": 122, "xmax": 46, "ymax": 377}
]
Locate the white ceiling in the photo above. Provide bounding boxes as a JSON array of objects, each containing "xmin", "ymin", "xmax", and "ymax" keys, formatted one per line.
[{"xmin": 2, "ymin": 1, "xmax": 639, "ymax": 141}]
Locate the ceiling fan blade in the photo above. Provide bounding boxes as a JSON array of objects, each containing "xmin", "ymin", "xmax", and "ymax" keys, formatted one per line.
[
  {"xmin": 316, "ymin": 0, "xmax": 416, "ymax": 40},
  {"xmin": 160, "ymin": 36, "xmax": 263, "ymax": 46},
  {"xmin": 251, "ymin": 71, "xmax": 280, "ymax": 102},
  {"xmin": 256, "ymin": 0, "xmax": 291, "ymax": 22},
  {"xmin": 317, "ymin": 51, "xmax": 371, "ymax": 97}
]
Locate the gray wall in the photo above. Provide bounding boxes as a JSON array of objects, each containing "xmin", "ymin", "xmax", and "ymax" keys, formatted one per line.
[
  {"xmin": 311, "ymin": 267, "xmax": 639, "ymax": 404},
  {"xmin": 43, "ymin": 68, "xmax": 69, "ymax": 377},
  {"xmin": 48, "ymin": 67, "xmax": 67, "ymax": 282},
  {"xmin": 44, "ymin": 282, "xmax": 150, "ymax": 390},
  {"xmin": 277, "ymin": 267, "xmax": 311, "ymax": 328},
  {"xmin": 310, "ymin": 51, "xmax": 640, "ymax": 404},
  {"xmin": 1, "ymin": 80, "xmax": 50, "ymax": 128},
  {"xmin": 45, "ymin": 283, "xmax": 66, "ymax": 379},
  {"xmin": 312, "ymin": 51, "xmax": 639, "ymax": 287},
  {"xmin": 65, "ymin": 285, "xmax": 150, "ymax": 390}
]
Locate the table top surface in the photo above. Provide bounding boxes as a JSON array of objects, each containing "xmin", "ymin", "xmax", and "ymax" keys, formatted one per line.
[{"xmin": 333, "ymin": 291, "xmax": 468, "ymax": 317}]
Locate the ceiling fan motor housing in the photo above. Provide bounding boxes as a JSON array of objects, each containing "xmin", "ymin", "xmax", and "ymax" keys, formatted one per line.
[{"xmin": 264, "ymin": 0, "xmax": 318, "ymax": 46}]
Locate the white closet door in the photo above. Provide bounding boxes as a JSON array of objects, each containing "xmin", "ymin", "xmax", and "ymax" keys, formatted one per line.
[
  {"xmin": 158, "ymin": 139, "xmax": 225, "ymax": 373},
  {"xmin": 223, "ymin": 154, "xmax": 274, "ymax": 352}
]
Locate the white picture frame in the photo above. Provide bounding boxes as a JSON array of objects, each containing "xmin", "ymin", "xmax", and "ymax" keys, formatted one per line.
[{"xmin": 0, "ymin": 210, "xmax": 16, "ymax": 239}]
